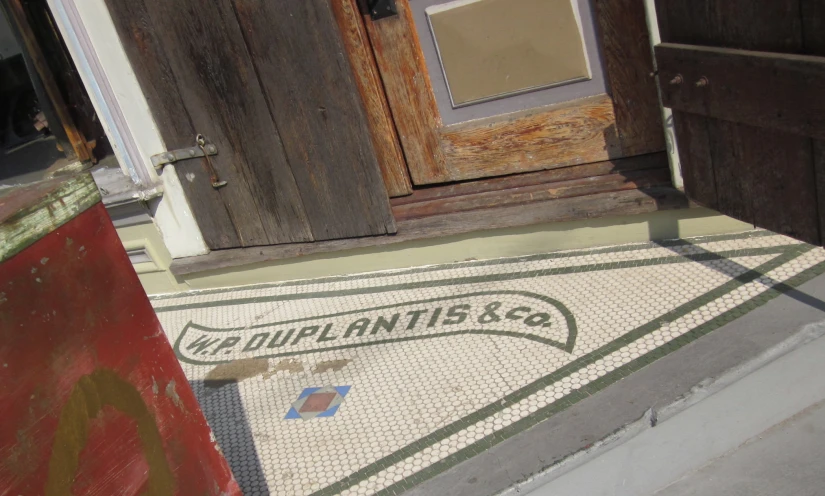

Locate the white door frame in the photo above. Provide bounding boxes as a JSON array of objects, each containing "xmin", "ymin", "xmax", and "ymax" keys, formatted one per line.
[{"xmin": 46, "ymin": 0, "xmax": 208, "ymax": 258}]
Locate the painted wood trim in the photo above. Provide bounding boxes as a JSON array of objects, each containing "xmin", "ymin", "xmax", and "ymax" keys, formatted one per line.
[
  {"xmin": 593, "ymin": 0, "xmax": 665, "ymax": 156},
  {"xmin": 332, "ymin": 0, "xmax": 412, "ymax": 197},
  {"xmin": 170, "ymin": 187, "xmax": 689, "ymax": 276},
  {"xmin": 364, "ymin": 0, "xmax": 449, "ymax": 184},
  {"xmin": 438, "ymin": 94, "xmax": 622, "ymax": 182},
  {"xmin": 0, "ymin": 173, "xmax": 101, "ymax": 262}
]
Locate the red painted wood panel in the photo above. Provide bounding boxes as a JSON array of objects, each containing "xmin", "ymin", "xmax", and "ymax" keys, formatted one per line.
[{"xmin": 0, "ymin": 202, "xmax": 239, "ymax": 495}]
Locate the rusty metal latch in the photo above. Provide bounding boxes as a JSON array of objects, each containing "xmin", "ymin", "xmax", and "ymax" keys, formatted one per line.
[
  {"xmin": 357, "ymin": 0, "xmax": 397, "ymax": 20},
  {"xmin": 151, "ymin": 135, "xmax": 227, "ymax": 189}
]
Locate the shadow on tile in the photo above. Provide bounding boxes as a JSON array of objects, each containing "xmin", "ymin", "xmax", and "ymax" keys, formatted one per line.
[{"xmin": 189, "ymin": 380, "xmax": 270, "ymax": 496}]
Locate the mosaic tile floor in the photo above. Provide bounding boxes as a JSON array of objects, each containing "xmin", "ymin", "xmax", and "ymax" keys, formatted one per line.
[{"xmin": 151, "ymin": 231, "xmax": 825, "ymax": 496}]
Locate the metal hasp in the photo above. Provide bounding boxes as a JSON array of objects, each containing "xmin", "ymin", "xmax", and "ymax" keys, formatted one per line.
[
  {"xmin": 151, "ymin": 134, "xmax": 227, "ymax": 189},
  {"xmin": 151, "ymin": 139, "xmax": 217, "ymax": 170},
  {"xmin": 358, "ymin": 0, "xmax": 398, "ymax": 20}
]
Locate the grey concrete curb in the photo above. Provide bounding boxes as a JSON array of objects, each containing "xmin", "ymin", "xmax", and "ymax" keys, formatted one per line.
[{"xmin": 498, "ymin": 319, "xmax": 825, "ymax": 496}]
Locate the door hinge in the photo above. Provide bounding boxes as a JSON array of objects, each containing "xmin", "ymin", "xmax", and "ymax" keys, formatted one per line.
[
  {"xmin": 357, "ymin": 0, "xmax": 398, "ymax": 20},
  {"xmin": 151, "ymin": 135, "xmax": 227, "ymax": 189}
]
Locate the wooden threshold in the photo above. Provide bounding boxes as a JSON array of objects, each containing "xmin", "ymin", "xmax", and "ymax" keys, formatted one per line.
[{"xmin": 170, "ymin": 153, "xmax": 685, "ymax": 276}]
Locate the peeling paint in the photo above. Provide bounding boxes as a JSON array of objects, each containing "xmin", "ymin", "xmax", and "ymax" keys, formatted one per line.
[
  {"xmin": 152, "ymin": 377, "xmax": 159, "ymax": 395},
  {"xmin": 40, "ymin": 257, "xmax": 49, "ymax": 265},
  {"xmin": 165, "ymin": 379, "xmax": 185, "ymax": 411}
]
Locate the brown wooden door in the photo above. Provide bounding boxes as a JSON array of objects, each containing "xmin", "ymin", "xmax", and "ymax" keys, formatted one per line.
[
  {"xmin": 362, "ymin": 0, "xmax": 666, "ymax": 185},
  {"xmin": 105, "ymin": 0, "xmax": 398, "ymax": 250},
  {"xmin": 654, "ymin": 0, "xmax": 825, "ymax": 245}
]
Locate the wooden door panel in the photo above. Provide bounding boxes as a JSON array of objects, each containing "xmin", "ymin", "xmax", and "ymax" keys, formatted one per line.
[
  {"xmin": 656, "ymin": 0, "xmax": 804, "ymax": 53},
  {"xmin": 106, "ymin": 0, "xmax": 240, "ymax": 248},
  {"xmin": 331, "ymin": 0, "xmax": 412, "ymax": 197},
  {"xmin": 655, "ymin": 0, "xmax": 825, "ymax": 245},
  {"xmin": 656, "ymin": 44, "xmax": 825, "ymax": 140},
  {"xmin": 670, "ymin": 112, "xmax": 716, "ymax": 209},
  {"xmin": 438, "ymin": 95, "xmax": 620, "ymax": 181},
  {"xmin": 107, "ymin": 0, "xmax": 397, "ymax": 250},
  {"xmin": 364, "ymin": 0, "xmax": 664, "ymax": 185},
  {"xmin": 106, "ymin": 0, "xmax": 312, "ymax": 248},
  {"xmin": 592, "ymin": 0, "xmax": 666, "ymax": 157},
  {"xmin": 363, "ymin": 0, "xmax": 449, "ymax": 184},
  {"xmin": 232, "ymin": 0, "xmax": 395, "ymax": 239},
  {"xmin": 747, "ymin": 128, "xmax": 818, "ymax": 243}
]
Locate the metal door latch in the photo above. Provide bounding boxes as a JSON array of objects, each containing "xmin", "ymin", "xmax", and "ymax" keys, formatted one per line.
[
  {"xmin": 357, "ymin": 0, "xmax": 397, "ymax": 20},
  {"xmin": 150, "ymin": 135, "xmax": 226, "ymax": 189},
  {"xmin": 151, "ymin": 137, "xmax": 218, "ymax": 170}
]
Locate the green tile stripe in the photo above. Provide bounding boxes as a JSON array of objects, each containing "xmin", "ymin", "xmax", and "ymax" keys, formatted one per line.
[
  {"xmin": 312, "ymin": 244, "xmax": 820, "ymax": 496},
  {"xmin": 155, "ymin": 244, "xmax": 794, "ymax": 313},
  {"xmin": 150, "ymin": 230, "xmax": 774, "ymax": 302}
]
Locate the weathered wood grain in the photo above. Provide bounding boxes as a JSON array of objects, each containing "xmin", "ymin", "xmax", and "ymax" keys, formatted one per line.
[
  {"xmin": 670, "ymin": 112, "xmax": 716, "ymax": 209},
  {"xmin": 0, "ymin": 173, "xmax": 100, "ymax": 262},
  {"xmin": 331, "ymin": 0, "xmax": 412, "ymax": 197},
  {"xmin": 803, "ymin": 0, "xmax": 825, "ymax": 243},
  {"xmin": 233, "ymin": 0, "xmax": 396, "ymax": 239},
  {"xmin": 593, "ymin": 0, "xmax": 665, "ymax": 156},
  {"xmin": 392, "ymin": 153, "xmax": 668, "ymax": 206},
  {"xmin": 393, "ymin": 167, "xmax": 671, "ymax": 221},
  {"xmin": 814, "ymin": 140, "xmax": 825, "ymax": 244},
  {"xmin": 657, "ymin": 43, "xmax": 825, "ymax": 140},
  {"xmin": 7, "ymin": 0, "xmax": 91, "ymax": 162},
  {"xmin": 439, "ymin": 95, "xmax": 622, "ymax": 181},
  {"xmin": 106, "ymin": 0, "xmax": 270, "ymax": 248},
  {"xmin": 802, "ymin": 0, "xmax": 825, "ymax": 56},
  {"xmin": 170, "ymin": 187, "xmax": 689, "ymax": 276},
  {"xmin": 745, "ymin": 126, "xmax": 819, "ymax": 244},
  {"xmin": 654, "ymin": 0, "xmax": 803, "ymax": 53},
  {"xmin": 364, "ymin": 0, "xmax": 449, "ymax": 184},
  {"xmin": 705, "ymin": 119, "xmax": 753, "ymax": 223},
  {"xmin": 655, "ymin": 0, "xmax": 822, "ymax": 245},
  {"xmin": 147, "ymin": 0, "xmax": 315, "ymax": 246}
]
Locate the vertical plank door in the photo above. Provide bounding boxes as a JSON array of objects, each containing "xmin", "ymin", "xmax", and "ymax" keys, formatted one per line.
[
  {"xmin": 105, "ymin": 0, "xmax": 396, "ymax": 250},
  {"xmin": 654, "ymin": 0, "xmax": 825, "ymax": 245}
]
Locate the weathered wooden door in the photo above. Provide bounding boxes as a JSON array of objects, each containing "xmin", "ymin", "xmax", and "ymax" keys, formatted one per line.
[
  {"xmin": 654, "ymin": 0, "xmax": 825, "ymax": 245},
  {"xmin": 363, "ymin": 0, "xmax": 666, "ymax": 185},
  {"xmin": 105, "ymin": 0, "xmax": 397, "ymax": 250}
]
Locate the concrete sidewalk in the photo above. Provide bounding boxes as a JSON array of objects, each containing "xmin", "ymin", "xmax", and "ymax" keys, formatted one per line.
[
  {"xmin": 655, "ymin": 398, "xmax": 825, "ymax": 496},
  {"xmin": 519, "ymin": 318, "xmax": 825, "ymax": 496}
]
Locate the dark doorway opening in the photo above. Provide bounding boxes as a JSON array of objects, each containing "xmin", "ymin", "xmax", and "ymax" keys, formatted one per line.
[{"xmin": 0, "ymin": 0, "xmax": 115, "ymax": 187}]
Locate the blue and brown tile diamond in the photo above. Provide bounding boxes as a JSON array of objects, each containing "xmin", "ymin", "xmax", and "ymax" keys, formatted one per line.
[{"xmin": 285, "ymin": 385, "xmax": 351, "ymax": 420}]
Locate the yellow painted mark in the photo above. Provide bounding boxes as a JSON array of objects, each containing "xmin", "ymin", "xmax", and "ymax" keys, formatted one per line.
[{"xmin": 45, "ymin": 369, "xmax": 175, "ymax": 495}]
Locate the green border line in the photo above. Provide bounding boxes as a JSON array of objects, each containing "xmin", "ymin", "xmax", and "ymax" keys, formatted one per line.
[
  {"xmin": 310, "ymin": 245, "xmax": 822, "ymax": 495},
  {"xmin": 155, "ymin": 245, "xmax": 794, "ymax": 313},
  {"xmin": 150, "ymin": 230, "xmax": 776, "ymax": 303},
  {"xmin": 174, "ymin": 291, "xmax": 577, "ymax": 364}
]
